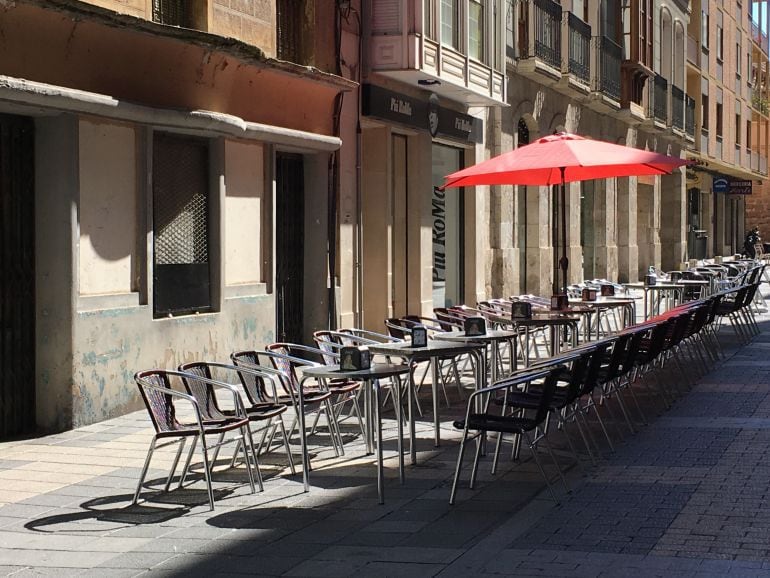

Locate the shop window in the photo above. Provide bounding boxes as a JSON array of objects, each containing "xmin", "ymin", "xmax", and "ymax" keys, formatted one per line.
[{"xmin": 152, "ymin": 133, "xmax": 211, "ymax": 318}]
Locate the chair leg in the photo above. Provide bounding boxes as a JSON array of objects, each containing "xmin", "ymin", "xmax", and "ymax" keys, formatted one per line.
[
  {"xmin": 449, "ymin": 427, "xmax": 471, "ymax": 505},
  {"xmin": 179, "ymin": 436, "xmax": 198, "ymax": 488},
  {"xmin": 541, "ymin": 432, "xmax": 570, "ymax": 493},
  {"xmin": 523, "ymin": 431, "xmax": 559, "ymax": 504},
  {"xmin": 242, "ymin": 424, "xmax": 262, "ymax": 493},
  {"xmin": 198, "ymin": 434, "xmax": 216, "ymax": 511},
  {"xmin": 133, "ymin": 437, "xmax": 158, "ymax": 505},
  {"xmin": 469, "ymin": 428, "xmax": 485, "ymax": 490},
  {"xmin": 164, "ymin": 438, "xmax": 186, "ymax": 492},
  {"xmin": 278, "ymin": 418, "xmax": 297, "ymax": 475}
]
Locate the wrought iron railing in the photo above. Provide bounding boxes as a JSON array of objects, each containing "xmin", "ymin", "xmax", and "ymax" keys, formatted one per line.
[
  {"xmin": 592, "ymin": 36, "xmax": 621, "ymax": 101},
  {"xmin": 672, "ymin": 85, "xmax": 685, "ymax": 130},
  {"xmin": 525, "ymin": 0, "xmax": 562, "ymax": 69},
  {"xmin": 565, "ymin": 12, "xmax": 590, "ymax": 83},
  {"xmin": 653, "ymin": 74, "xmax": 668, "ymax": 123},
  {"xmin": 685, "ymin": 95, "xmax": 695, "ymax": 137}
]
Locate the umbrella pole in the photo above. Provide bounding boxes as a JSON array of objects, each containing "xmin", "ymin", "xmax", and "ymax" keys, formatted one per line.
[{"xmin": 559, "ymin": 167, "xmax": 569, "ymax": 297}]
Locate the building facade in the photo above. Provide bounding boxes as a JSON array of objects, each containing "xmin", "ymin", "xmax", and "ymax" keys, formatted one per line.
[
  {"xmin": 3, "ymin": 0, "xmax": 769, "ymax": 437},
  {"xmin": 0, "ymin": 0, "xmax": 353, "ymax": 436}
]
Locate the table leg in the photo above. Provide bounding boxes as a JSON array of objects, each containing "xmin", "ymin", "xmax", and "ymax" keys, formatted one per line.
[
  {"xmin": 374, "ymin": 379, "xmax": 384, "ymax": 504},
  {"xmin": 364, "ymin": 376, "xmax": 373, "ymax": 455},
  {"xmin": 298, "ymin": 378, "xmax": 310, "ymax": 492},
  {"xmin": 644, "ymin": 288, "xmax": 649, "ymax": 320},
  {"xmin": 396, "ymin": 374, "xmax": 404, "ymax": 484},
  {"xmin": 408, "ymin": 361, "xmax": 416, "ymax": 465},
  {"xmin": 432, "ymin": 357, "xmax": 440, "ymax": 447}
]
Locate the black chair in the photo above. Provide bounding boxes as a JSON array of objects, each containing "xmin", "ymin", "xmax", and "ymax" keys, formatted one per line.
[{"xmin": 449, "ymin": 362, "xmax": 577, "ymax": 505}]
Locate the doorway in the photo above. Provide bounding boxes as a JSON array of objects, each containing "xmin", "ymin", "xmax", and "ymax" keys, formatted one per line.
[
  {"xmin": 275, "ymin": 152, "xmax": 305, "ymax": 344},
  {"xmin": 0, "ymin": 114, "xmax": 35, "ymax": 438}
]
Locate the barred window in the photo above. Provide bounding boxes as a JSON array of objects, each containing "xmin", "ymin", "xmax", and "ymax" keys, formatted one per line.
[
  {"xmin": 152, "ymin": 133, "xmax": 211, "ymax": 317},
  {"xmin": 152, "ymin": 0, "xmax": 193, "ymax": 27}
]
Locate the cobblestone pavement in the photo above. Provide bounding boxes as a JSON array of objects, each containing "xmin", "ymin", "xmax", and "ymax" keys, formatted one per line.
[{"xmin": 2, "ymin": 299, "xmax": 770, "ymax": 576}]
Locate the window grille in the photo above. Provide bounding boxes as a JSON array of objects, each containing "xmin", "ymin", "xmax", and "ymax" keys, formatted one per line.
[
  {"xmin": 153, "ymin": 133, "xmax": 211, "ymax": 317},
  {"xmin": 152, "ymin": 0, "xmax": 193, "ymax": 28},
  {"xmin": 277, "ymin": 0, "xmax": 303, "ymax": 63}
]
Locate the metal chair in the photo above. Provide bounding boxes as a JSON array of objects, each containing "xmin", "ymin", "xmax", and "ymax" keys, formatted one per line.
[{"xmin": 133, "ymin": 369, "xmax": 258, "ymax": 511}]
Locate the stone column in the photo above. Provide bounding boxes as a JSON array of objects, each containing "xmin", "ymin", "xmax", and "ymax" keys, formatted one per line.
[
  {"xmin": 526, "ymin": 185, "xmax": 555, "ymax": 296},
  {"xmin": 617, "ymin": 177, "xmax": 639, "ymax": 282},
  {"xmin": 591, "ymin": 179, "xmax": 619, "ymax": 280},
  {"xmin": 660, "ymin": 168, "xmax": 687, "ymax": 271}
]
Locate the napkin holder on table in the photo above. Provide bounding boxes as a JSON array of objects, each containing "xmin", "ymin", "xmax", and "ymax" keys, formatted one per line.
[{"xmin": 340, "ymin": 346, "xmax": 371, "ymax": 371}]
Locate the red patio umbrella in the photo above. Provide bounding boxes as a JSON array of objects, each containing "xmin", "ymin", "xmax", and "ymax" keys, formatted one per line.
[{"xmin": 442, "ymin": 132, "xmax": 690, "ymax": 299}]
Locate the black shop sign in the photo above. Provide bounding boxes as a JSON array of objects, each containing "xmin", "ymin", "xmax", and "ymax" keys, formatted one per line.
[{"xmin": 362, "ymin": 84, "xmax": 482, "ymax": 144}]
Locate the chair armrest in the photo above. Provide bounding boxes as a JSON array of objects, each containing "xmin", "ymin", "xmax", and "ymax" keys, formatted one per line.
[{"xmin": 171, "ymin": 369, "xmax": 248, "ymax": 417}]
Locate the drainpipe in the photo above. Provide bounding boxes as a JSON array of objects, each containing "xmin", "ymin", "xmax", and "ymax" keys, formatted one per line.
[{"xmin": 355, "ymin": 0, "xmax": 365, "ymax": 327}]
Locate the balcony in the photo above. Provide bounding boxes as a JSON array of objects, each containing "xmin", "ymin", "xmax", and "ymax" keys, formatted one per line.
[
  {"xmin": 687, "ymin": 35, "xmax": 699, "ymax": 67},
  {"xmin": 368, "ymin": 0, "xmax": 506, "ymax": 105},
  {"xmin": 590, "ymin": 36, "xmax": 622, "ymax": 105},
  {"xmin": 685, "ymin": 95, "xmax": 695, "ymax": 140},
  {"xmin": 514, "ymin": 0, "xmax": 563, "ymax": 84},
  {"xmin": 752, "ymin": 20, "xmax": 769, "ymax": 55},
  {"xmin": 672, "ymin": 85, "xmax": 685, "ymax": 132},
  {"xmin": 563, "ymin": 12, "xmax": 591, "ymax": 85},
  {"xmin": 650, "ymin": 74, "xmax": 668, "ymax": 126}
]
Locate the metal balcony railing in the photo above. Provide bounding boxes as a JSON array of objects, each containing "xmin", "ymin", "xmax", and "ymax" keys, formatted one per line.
[
  {"xmin": 564, "ymin": 12, "xmax": 590, "ymax": 83},
  {"xmin": 672, "ymin": 85, "xmax": 685, "ymax": 130},
  {"xmin": 653, "ymin": 74, "xmax": 668, "ymax": 123},
  {"xmin": 517, "ymin": 0, "xmax": 562, "ymax": 69},
  {"xmin": 685, "ymin": 95, "xmax": 695, "ymax": 137},
  {"xmin": 592, "ymin": 35, "xmax": 621, "ymax": 102}
]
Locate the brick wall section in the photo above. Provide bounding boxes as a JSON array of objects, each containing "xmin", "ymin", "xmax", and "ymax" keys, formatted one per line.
[
  {"xmin": 211, "ymin": 0, "xmax": 276, "ymax": 55},
  {"xmin": 745, "ymin": 180, "xmax": 770, "ymax": 237}
]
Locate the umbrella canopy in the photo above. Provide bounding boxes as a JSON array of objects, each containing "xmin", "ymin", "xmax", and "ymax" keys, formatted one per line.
[
  {"xmin": 442, "ymin": 132, "xmax": 690, "ymax": 300},
  {"xmin": 443, "ymin": 132, "xmax": 689, "ymax": 189}
]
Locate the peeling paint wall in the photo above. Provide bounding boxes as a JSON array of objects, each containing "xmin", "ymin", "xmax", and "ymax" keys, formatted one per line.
[{"xmin": 72, "ymin": 294, "xmax": 274, "ymax": 427}]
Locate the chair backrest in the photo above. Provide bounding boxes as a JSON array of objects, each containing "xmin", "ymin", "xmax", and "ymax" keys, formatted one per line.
[
  {"xmin": 134, "ymin": 370, "xmax": 182, "ymax": 434},
  {"xmin": 230, "ymin": 350, "xmax": 279, "ymax": 401},
  {"xmin": 177, "ymin": 362, "xmax": 228, "ymax": 420},
  {"xmin": 433, "ymin": 308, "xmax": 464, "ymax": 331},
  {"xmin": 384, "ymin": 318, "xmax": 410, "ymax": 339},
  {"xmin": 312, "ymin": 331, "xmax": 342, "ymax": 365}
]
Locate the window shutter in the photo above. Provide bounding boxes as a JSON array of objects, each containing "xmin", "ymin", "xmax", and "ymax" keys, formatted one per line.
[{"xmin": 373, "ymin": 0, "xmax": 402, "ymax": 34}]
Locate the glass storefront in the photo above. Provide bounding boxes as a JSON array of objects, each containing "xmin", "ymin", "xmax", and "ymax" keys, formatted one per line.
[{"xmin": 431, "ymin": 144, "xmax": 464, "ymax": 307}]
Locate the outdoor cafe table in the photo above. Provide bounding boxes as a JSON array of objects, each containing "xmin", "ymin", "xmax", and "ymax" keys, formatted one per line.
[
  {"xmin": 437, "ymin": 329, "xmax": 519, "ymax": 383},
  {"xmin": 511, "ymin": 313, "xmax": 581, "ymax": 365},
  {"xmin": 567, "ymin": 296, "xmax": 636, "ymax": 339},
  {"xmin": 368, "ymin": 340, "xmax": 485, "ymax": 460},
  {"xmin": 623, "ymin": 280, "xmax": 710, "ymax": 319},
  {"xmin": 299, "ymin": 363, "xmax": 410, "ymax": 504}
]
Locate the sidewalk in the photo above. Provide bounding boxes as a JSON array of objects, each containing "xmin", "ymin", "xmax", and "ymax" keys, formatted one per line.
[{"xmin": 2, "ymin": 300, "xmax": 770, "ymax": 577}]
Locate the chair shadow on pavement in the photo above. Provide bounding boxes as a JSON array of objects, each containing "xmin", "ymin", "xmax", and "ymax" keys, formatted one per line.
[{"xmin": 23, "ymin": 485, "xmax": 235, "ymax": 533}]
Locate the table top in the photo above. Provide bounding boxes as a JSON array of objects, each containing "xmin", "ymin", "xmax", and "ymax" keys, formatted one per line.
[
  {"xmin": 301, "ymin": 363, "xmax": 410, "ymax": 380},
  {"xmin": 437, "ymin": 329, "xmax": 518, "ymax": 342},
  {"xmin": 369, "ymin": 339, "xmax": 484, "ymax": 358}
]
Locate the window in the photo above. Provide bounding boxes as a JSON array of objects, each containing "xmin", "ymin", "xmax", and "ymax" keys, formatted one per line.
[
  {"xmin": 702, "ymin": 93, "xmax": 709, "ymax": 130},
  {"xmin": 737, "ymin": 32, "xmax": 742, "ymax": 77},
  {"xmin": 152, "ymin": 0, "xmax": 192, "ymax": 27},
  {"xmin": 277, "ymin": 0, "xmax": 305, "ymax": 63},
  {"xmin": 736, "ymin": 114, "xmax": 742, "ymax": 144},
  {"xmin": 469, "ymin": 0, "xmax": 485, "ymax": 61},
  {"xmin": 747, "ymin": 119, "xmax": 752, "ymax": 149},
  {"xmin": 701, "ymin": 10, "xmax": 709, "ymax": 50},
  {"xmin": 152, "ymin": 133, "xmax": 211, "ymax": 317},
  {"xmin": 716, "ymin": 102, "xmax": 723, "ymax": 138},
  {"xmin": 424, "ymin": 0, "xmax": 435, "ymax": 39},
  {"xmin": 716, "ymin": 12, "xmax": 723, "ymax": 62},
  {"xmin": 441, "ymin": 0, "xmax": 460, "ymax": 49}
]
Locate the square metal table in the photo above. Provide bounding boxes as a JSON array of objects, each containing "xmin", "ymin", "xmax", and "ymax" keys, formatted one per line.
[{"xmin": 299, "ymin": 363, "xmax": 410, "ymax": 504}]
